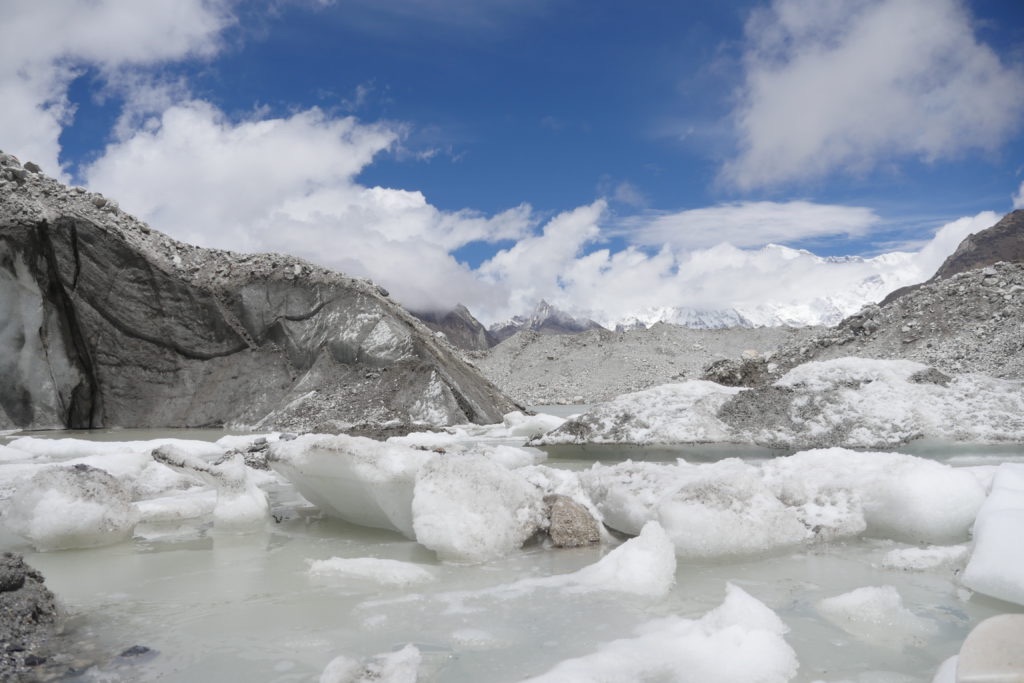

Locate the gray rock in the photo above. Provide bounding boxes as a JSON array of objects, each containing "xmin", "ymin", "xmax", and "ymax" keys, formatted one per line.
[
  {"xmin": 701, "ymin": 356, "xmax": 770, "ymax": 387},
  {"xmin": 22, "ymin": 162, "xmax": 41, "ymax": 174},
  {"xmin": 0, "ymin": 553, "xmax": 60, "ymax": 680},
  {"xmin": 0, "ymin": 156, "xmax": 519, "ymax": 431},
  {"xmin": 544, "ymin": 494, "xmax": 600, "ymax": 547}
]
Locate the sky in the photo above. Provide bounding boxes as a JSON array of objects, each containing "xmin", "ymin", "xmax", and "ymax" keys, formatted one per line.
[{"xmin": 2, "ymin": 0, "xmax": 1023, "ymax": 326}]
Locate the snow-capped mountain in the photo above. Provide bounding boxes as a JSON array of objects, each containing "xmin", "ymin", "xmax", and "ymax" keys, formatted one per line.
[{"xmin": 489, "ymin": 300, "xmax": 606, "ymax": 342}]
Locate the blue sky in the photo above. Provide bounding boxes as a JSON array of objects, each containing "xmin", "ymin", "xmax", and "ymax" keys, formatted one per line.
[{"xmin": 3, "ymin": 0, "xmax": 1024, "ymax": 324}]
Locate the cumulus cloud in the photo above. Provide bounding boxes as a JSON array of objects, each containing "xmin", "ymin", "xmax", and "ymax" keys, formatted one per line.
[
  {"xmin": 724, "ymin": 0, "xmax": 1024, "ymax": 189},
  {"xmin": 84, "ymin": 99, "xmax": 535, "ymax": 314},
  {"xmin": 1013, "ymin": 182, "xmax": 1024, "ymax": 210},
  {"xmin": 623, "ymin": 201, "xmax": 879, "ymax": 250},
  {"xmin": 482, "ymin": 210, "xmax": 998, "ymax": 327},
  {"xmin": 0, "ymin": 0, "xmax": 231, "ymax": 178}
]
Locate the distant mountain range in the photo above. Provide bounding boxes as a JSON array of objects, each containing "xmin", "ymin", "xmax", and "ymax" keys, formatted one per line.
[{"xmin": 420, "ymin": 213, "xmax": 1024, "ymax": 352}]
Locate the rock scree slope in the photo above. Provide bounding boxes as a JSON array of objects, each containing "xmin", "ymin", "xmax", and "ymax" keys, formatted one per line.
[
  {"xmin": 0, "ymin": 152, "xmax": 518, "ymax": 431},
  {"xmin": 768, "ymin": 214, "xmax": 1024, "ymax": 381}
]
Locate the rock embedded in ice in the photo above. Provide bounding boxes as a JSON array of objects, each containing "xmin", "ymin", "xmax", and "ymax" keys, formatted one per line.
[
  {"xmin": 320, "ymin": 644, "xmax": 421, "ymax": 683},
  {"xmin": 411, "ymin": 454, "xmax": 545, "ymax": 563},
  {"xmin": 816, "ymin": 585, "xmax": 938, "ymax": 649},
  {"xmin": 308, "ymin": 557, "xmax": 436, "ymax": 587},
  {"xmin": 960, "ymin": 463, "xmax": 1024, "ymax": 606},
  {"xmin": 522, "ymin": 584, "xmax": 797, "ymax": 683},
  {"xmin": 2, "ymin": 464, "xmax": 139, "ymax": 551},
  {"xmin": 543, "ymin": 494, "xmax": 600, "ymax": 548},
  {"xmin": 269, "ymin": 434, "xmax": 433, "ymax": 538}
]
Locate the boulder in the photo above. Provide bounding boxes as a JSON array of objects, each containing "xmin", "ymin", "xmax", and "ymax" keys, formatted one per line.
[
  {"xmin": 0, "ymin": 553, "xmax": 60, "ymax": 679},
  {"xmin": 0, "ymin": 153, "xmax": 519, "ymax": 431},
  {"xmin": 544, "ymin": 494, "xmax": 600, "ymax": 547}
]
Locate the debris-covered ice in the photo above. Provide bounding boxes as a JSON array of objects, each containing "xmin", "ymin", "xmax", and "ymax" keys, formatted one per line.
[
  {"xmin": 534, "ymin": 358, "xmax": 1024, "ymax": 449},
  {"xmin": 3, "ymin": 464, "xmax": 139, "ymax": 551}
]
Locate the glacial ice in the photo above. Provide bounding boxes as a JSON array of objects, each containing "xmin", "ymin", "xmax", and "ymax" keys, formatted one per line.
[
  {"xmin": 880, "ymin": 545, "xmax": 969, "ymax": 572},
  {"xmin": 320, "ymin": 644, "xmax": 421, "ymax": 683},
  {"xmin": 534, "ymin": 358, "xmax": 1024, "ymax": 448},
  {"xmin": 581, "ymin": 448, "xmax": 986, "ymax": 558},
  {"xmin": 152, "ymin": 445, "xmax": 270, "ymax": 530},
  {"xmin": 412, "ymin": 454, "xmax": 545, "ymax": 563},
  {"xmin": 0, "ymin": 425, "xmax": 1019, "ymax": 682},
  {"xmin": 269, "ymin": 434, "xmax": 433, "ymax": 538},
  {"xmin": 960, "ymin": 463, "xmax": 1024, "ymax": 606},
  {"xmin": 521, "ymin": 584, "xmax": 798, "ymax": 683},
  {"xmin": 2, "ymin": 464, "xmax": 139, "ymax": 551},
  {"xmin": 534, "ymin": 380, "xmax": 742, "ymax": 445},
  {"xmin": 816, "ymin": 585, "xmax": 938, "ymax": 649},
  {"xmin": 308, "ymin": 557, "xmax": 437, "ymax": 587}
]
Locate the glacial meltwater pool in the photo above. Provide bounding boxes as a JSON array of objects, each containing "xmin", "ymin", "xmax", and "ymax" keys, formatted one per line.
[{"xmin": 1, "ymin": 427, "xmax": 1021, "ymax": 682}]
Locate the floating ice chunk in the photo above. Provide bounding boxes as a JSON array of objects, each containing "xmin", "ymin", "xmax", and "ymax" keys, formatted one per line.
[
  {"xmin": 0, "ymin": 444, "xmax": 33, "ymax": 462},
  {"xmin": 7, "ymin": 436, "xmax": 223, "ymax": 461},
  {"xmin": 657, "ymin": 462, "xmax": 810, "ymax": 558},
  {"xmin": 152, "ymin": 446, "xmax": 269, "ymax": 530},
  {"xmin": 2, "ymin": 464, "xmax": 139, "ymax": 550},
  {"xmin": 308, "ymin": 557, "xmax": 437, "ymax": 587},
  {"xmin": 816, "ymin": 585, "xmax": 938, "ymax": 649},
  {"xmin": 501, "ymin": 411, "xmax": 565, "ymax": 438},
  {"xmin": 880, "ymin": 545, "xmax": 969, "ymax": 572},
  {"xmin": 552, "ymin": 520, "xmax": 675, "ymax": 597},
  {"xmin": 134, "ymin": 488, "xmax": 218, "ymax": 523},
  {"xmin": 522, "ymin": 584, "xmax": 797, "ymax": 683},
  {"xmin": 960, "ymin": 463, "xmax": 1024, "ymax": 606},
  {"xmin": 412, "ymin": 454, "xmax": 545, "ymax": 563},
  {"xmin": 532, "ymin": 380, "xmax": 742, "ymax": 445},
  {"xmin": 450, "ymin": 628, "xmax": 504, "ymax": 650},
  {"xmin": 269, "ymin": 434, "xmax": 433, "ymax": 538},
  {"xmin": 763, "ymin": 449, "xmax": 985, "ymax": 544},
  {"xmin": 320, "ymin": 644, "xmax": 421, "ymax": 683},
  {"xmin": 930, "ymin": 655, "xmax": 957, "ymax": 683}
]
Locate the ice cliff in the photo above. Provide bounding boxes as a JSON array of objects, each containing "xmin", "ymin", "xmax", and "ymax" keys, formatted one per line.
[{"xmin": 0, "ymin": 151, "xmax": 517, "ymax": 431}]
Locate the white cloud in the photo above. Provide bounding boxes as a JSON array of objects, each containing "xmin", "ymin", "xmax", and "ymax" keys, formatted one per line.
[
  {"xmin": 624, "ymin": 201, "xmax": 879, "ymax": 250},
  {"xmin": 84, "ymin": 99, "xmax": 535, "ymax": 314},
  {"xmin": 724, "ymin": 0, "xmax": 1024, "ymax": 189},
  {"xmin": 0, "ymin": 0, "xmax": 231, "ymax": 178},
  {"xmin": 1013, "ymin": 182, "xmax": 1024, "ymax": 210}
]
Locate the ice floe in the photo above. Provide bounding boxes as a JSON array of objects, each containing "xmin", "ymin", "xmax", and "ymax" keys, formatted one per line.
[
  {"xmin": 412, "ymin": 454, "xmax": 545, "ymax": 563},
  {"xmin": 152, "ymin": 445, "xmax": 270, "ymax": 530},
  {"xmin": 533, "ymin": 358, "xmax": 1024, "ymax": 449},
  {"xmin": 521, "ymin": 584, "xmax": 797, "ymax": 683},
  {"xmin": 308, "ymin": 557, "xmax": 437, "ymax": 587},
  {"xmin": 816, "ymin": 585, "xmax": 938, "ymax": 649},
  {"xmin": 960, "ymin": 463, "xmax": 1024, "ymax": 606},
  {"xmin": 880, "ymin": 545, "xmax": 970, "ymax": 572},
  {"xmin": 320, "ymin": 644, "xmax": 421, "ymax": 683},
  {"xmin": 269, "ymin": 434, "xmax": 433, "ymax": 539},
  {"xmin": 581, "ymin": 448, "xmax": 986, "ymax": 558},
  {"xmin": 2, "ymin": 464, "xmax": 139, "ymax": 551}
]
